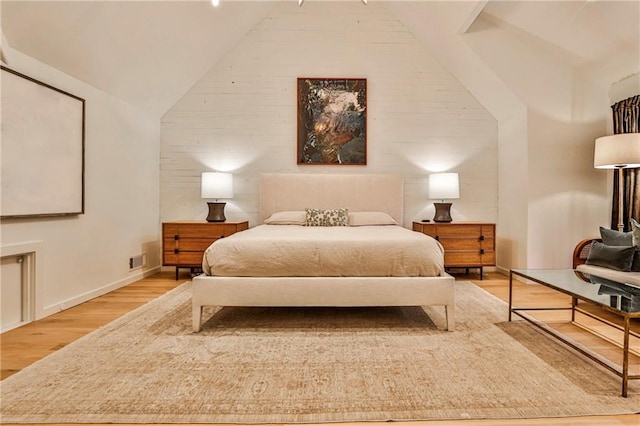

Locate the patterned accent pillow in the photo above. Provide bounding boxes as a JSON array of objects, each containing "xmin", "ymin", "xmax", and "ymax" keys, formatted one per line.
[{"xmin": 305, "ymin": 208, "xmax": 349, "ymax": 227}]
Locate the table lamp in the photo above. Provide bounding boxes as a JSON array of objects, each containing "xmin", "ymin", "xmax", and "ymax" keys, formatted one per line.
[
  {"xmin": 201, "ymin": 172, "xmax": 233, "ymax": 222},
  {"xmin": 429, "ymin": 172, "xmax": 459, "ymax": 223}
]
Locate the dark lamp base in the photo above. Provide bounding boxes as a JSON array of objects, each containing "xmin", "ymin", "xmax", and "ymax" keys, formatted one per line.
[
  {"xmin": 433, "ymin": 202, "xmax": 453, "ymax": 223},
  {"xmin": 206, "ymin": 202, "xmax": 227, "ymax": 222}
]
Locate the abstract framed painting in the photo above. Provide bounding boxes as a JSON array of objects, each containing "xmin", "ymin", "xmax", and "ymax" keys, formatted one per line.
[{"xmin": 297, "ymin": 78, "xmax": 367, "ymax": 165}]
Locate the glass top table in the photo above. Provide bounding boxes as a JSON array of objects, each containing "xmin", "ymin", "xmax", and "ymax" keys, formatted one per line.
[
  {"xmin": 510, "ymin": 269, "xmax": 640, "ymax": 315},
  {"xmin": 509, "ymin": 269, "xmax": 640, "ymax": 397}
]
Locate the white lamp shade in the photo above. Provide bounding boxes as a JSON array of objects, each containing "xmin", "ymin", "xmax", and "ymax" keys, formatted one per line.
[
  {"xmin": 201, "ymin": 172, "xmax": 233, "ymax": 199},
  {"xmin": 594, "ymin": 133, "xmax": 640, "ymax": 169},
  {"xmin": 429, "ymin": 172, "xmax": 460, "ymax": 200}
]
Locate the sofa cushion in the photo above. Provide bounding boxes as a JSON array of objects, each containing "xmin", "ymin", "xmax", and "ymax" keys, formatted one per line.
[
  {"xmin": 585, "ymin": 241, "xmax": 635, "ymax": 271},
  {"xmin": 632, "ymin": 250, "xmax": 640, "ymax": 272},
  {"xmin": 577, "ymin": 263, "xmax": 640, "ymax": 287}
]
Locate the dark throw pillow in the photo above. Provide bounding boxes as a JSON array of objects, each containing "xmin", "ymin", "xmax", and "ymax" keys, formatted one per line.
[
  {"xmin": 598, "ymin": 226, "xmax": 640, "ymax": 271},
  {"xmin": 632, "ymin": 250, "xmax": 640, "ymax": 272},
  {"xmin": 631, "ymin": 218, "xmax": 640, "ymax": 247},
  {"xmin": 585, "ymin": 241, "xmax": 635, "ymax": 272},
  {"xmin": 599, "ymin": 226, "xmax": 633, "ymax": 246}
]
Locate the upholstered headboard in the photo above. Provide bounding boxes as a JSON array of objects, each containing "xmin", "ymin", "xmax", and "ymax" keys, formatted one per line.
[{"xmin": 259, "ymin": 174, "xmax": 404, "ymax": 224}]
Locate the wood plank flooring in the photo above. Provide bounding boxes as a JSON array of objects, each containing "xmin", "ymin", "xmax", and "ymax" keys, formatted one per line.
[{"xmin": 1, "ymin": 270, "xmax": 639, "ymax": 426}]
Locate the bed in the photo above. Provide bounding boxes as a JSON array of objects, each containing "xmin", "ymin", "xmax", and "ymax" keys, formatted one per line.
[{"xmin": 192, "ymin": 173, "xmax": 455, "ymax": 332}]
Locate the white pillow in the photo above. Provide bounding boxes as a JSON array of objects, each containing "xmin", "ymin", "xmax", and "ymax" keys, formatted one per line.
[
  {"xmin": 264, "ymin": 211, "xmax": 307, "ymax": 225},
  {"xmin": 348, "ymin": 211, "xmax": 398, "ymax": 226}
]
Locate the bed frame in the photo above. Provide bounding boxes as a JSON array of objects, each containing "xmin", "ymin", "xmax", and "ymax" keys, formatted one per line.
[{"xmin": 192, "ymin": 173, "xmax": 455, "ymax": 332}]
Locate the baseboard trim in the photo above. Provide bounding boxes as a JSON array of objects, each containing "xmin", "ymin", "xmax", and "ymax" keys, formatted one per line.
[
  {"xmin": 40, "ymin": 266, "xmax": 161, "ymax": 319},
  {"xmin": 496, "ymin": 266, "xmax": 509, "ymax": 276}
]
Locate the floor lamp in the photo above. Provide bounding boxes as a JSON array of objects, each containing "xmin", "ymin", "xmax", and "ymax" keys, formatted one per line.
[{"xmin": 594, "ymin": 133, "xmax": 640, "ymax": 231}]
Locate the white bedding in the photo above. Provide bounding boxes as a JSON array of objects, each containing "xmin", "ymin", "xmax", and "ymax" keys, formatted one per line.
[{"xmin": 202, "ymin": 224, "xmax": 445, "ymax": 277}]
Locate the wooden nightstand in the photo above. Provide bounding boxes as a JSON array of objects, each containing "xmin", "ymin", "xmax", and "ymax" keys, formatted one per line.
[
  {"xmin": 413, "ymin": 222, "xmax": 496, "ymax": 279},
  {"xmin": 162, "ymin": 220, "xmax": 249, "ymax": 280}
]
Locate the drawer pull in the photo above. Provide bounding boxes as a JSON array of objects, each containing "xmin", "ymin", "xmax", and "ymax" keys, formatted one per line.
[
  {"xmin": 174, "ymin": 249, "xmax": 179, "ymax": 254},
  {"xmin": 220, "ymin": 235, "xmax": 225, "ymax": 238},
  {"xmin": 479, "ymin": 235, "xmax": 485, "ymax": 241},
  {"xmin": 480, "ymin": 249, "xmax": 485, "ymax": 255},
  {"xmin": 174, "ymin": 235, "xmax": 179, "ymax": 240},
  {"xmin": 435, "ymin": 235, "xmax": 440, "ymax": 241}
]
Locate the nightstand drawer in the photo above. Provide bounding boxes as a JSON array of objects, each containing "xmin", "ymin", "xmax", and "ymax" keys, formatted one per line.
[
  {"xmin": 436, "ymin": 224, "xmax": 483, "ymax": 238},
  {"xmin": 481, "ymin": 251, "xmax": 496, "ymax": 265},
  {"xmin": 163, "ymin": 251, "xmax": 206, "ymax": 266},
  {"xmin": 444, "ymin": 250, "xmax": 495, "ymax": 267},
  {"xmin": 163, "ymin": 224, "xmax": 238, "ymax": 239},
  {"xmin": 437, "ymin": 238, "xmax": 484, "ymax": 250},
  {"xmin": 445, "ymin": 251, "xmax": 482, "ymax": 266},
  {"xmin": 163, "ymin": 237, "xmax": 219, "ymax": 252}
]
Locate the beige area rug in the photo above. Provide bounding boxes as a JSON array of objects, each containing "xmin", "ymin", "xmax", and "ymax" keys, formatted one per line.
[{"xmin": 1, "ymin": 281, "xmax": 638, "ymax": 424}]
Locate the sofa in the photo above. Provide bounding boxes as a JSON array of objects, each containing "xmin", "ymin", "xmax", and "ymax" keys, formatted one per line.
[{"xmin": 573, "ymin": 229, "xmax": 640, "ymax": 287}]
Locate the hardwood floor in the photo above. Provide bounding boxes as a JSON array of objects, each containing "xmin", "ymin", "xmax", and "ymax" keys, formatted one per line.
[{"xmin": 1, "ymin": 269, "xmax": 639, "ymax": 426}]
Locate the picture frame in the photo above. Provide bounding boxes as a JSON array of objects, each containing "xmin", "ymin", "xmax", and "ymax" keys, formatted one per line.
[
  {"xmin": 297, "ymin": 78, "xmax": 367, "ymax": 165},
  {"xmin": 1, "ymin": 66, "xmax": 85, "ymax": 218}
]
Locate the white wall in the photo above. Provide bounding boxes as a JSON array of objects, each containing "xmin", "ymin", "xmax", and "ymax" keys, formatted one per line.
[
  {"xmin": 0, "ymin": 44, "xmax": 161, "ymax": 319},
  {"xmin": 383, "ymin": 0, "xmax": 529, "ymax": 272},
  {"xmin": 161, "ymin": 2, "xmax": 498, "ymax": 231},
  {"xmin": 386, "ymin": 1, "xmax": 627, "ymax": 270},
  {"xmin": 463, "ymin": 12, "xmax": 614, "ymax": 269}
]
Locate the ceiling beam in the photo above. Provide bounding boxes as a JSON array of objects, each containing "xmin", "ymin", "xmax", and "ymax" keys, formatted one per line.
[
  {"xmin": 299, "ymin": 0, "xmax": 367, "ymax": 6},
  {"xmin": 457, "ymin": 0, "xmax": 488, "ymax": 34},
  {"xmin": 0, "ymin": 26, "xmax": 10, "ymax": 65}
]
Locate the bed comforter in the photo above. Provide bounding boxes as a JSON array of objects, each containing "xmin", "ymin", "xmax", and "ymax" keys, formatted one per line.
[{"xmin": 202, "ymin": 224, "xmax": 445, "ymax": 277}]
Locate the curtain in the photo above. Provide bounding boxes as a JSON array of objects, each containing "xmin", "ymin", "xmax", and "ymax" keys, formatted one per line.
[{"xmin": 611, "ymin": 94, "xmax": 640, "ymax": 231}]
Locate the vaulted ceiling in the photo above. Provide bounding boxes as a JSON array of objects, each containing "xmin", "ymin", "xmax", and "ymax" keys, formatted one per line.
[{"xmin": 2, "ymin": 0, "xmax": 638, "ymax": 116}]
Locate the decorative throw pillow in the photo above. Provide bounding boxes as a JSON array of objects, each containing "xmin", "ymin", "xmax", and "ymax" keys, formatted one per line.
[
  {"xmin": 631, "ymin": 218, "xmax": 640, "ymax": 247},
  {"xmin": 585, "ymin": 241, "xmax": 635, "ymax": 272},
  {"xmin": 603, "ymin": 221, "xmax": 640, "ymax": 272},
  {"xmin": 599, "ymin": 226, "xmax": 633, "ymax": 246},
  {"xmin": 264, "ymin": 211, "xmax": 307, "ymax": 225},
  {"xmin": 631, "ymin": 249, "xmax": 640, "ymax": 272},
  {"xmin": 348, "ymin": 211, "xmax": 397, "ymax": 226},
  {"xmin": 305, "ymin": 208, "xmax": 349, "ymax": 227}
]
